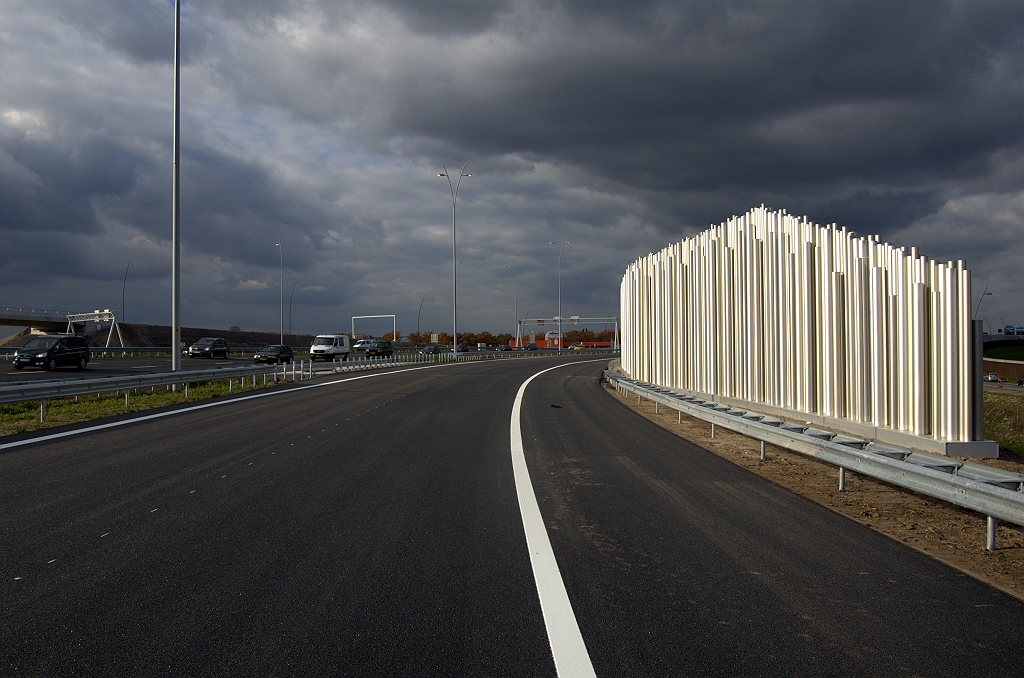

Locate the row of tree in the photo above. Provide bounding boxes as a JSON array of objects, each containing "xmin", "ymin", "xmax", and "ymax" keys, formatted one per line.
[{"xmin": 376, "ymin": 329, "xmax": 615, "ymax": 346}]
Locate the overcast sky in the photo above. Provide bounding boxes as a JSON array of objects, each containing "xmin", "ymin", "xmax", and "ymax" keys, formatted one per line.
[{"xmin": 1, "ymin": 0, "xmax": 1021, "ymax": 338}]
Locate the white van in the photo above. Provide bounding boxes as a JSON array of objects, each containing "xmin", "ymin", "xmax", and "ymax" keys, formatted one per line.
[{"xmin": 310, "ymin": 334, "xmax": 350, "ymax": 361}]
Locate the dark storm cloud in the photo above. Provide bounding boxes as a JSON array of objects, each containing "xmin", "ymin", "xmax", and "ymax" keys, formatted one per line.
[{"xmin": 0, "ymin": 0, "xmax": 1020, "ymax": 332}]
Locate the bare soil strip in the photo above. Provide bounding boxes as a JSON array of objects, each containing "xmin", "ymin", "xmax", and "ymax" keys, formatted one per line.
[{"xmin": 601, "ymin": 379, "xmax": 1024, "ymax": 600}]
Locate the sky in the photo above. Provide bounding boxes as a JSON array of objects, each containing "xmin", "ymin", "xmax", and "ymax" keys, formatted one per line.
[{"xmin": 1, "ymin": 0, "xmax": 1021, "ymax": 339}]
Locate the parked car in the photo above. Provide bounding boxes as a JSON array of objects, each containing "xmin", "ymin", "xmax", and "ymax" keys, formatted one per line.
[
  {"xmin": 419, "ymin": 344, "xmax": 444, "ymax": 355},
  {"xmin": 13, "ymin": 335, "xmax": 90, "ymax": 371},
  {"xmin": 254, "ymin": 345, "xmax": 293, "ymax": 364},
  {"xmin": 525, "ymin": 343, "xmax": 538, "ymax": 351},
  {"xmin": 497, "ymin": 344, "xmax": 513, "ymax": 352},
  {"xmin": 984, "ymin": 372, "xmax": 1000, "ymax": 382},
  {"xmin": 570, "ymin": 344, "xmax": 586, "ymax": 351},
  {"xmin": 310, "ymin": 334, "xmax": 350, "ymax": 361},
  {"xmin": 353, "ymin": 339, "xmax": 373, "ymax": 351},
  {"xmin": 455, "ymin": 344, "xmax": 469, "ymax": 353},
  {"xmin": 366, "ymin": 340, "xmax": 393, "ymax": 357},
  {"xmin": 187, "ymin": 337, "xmax": 230, "ymax": 358}
]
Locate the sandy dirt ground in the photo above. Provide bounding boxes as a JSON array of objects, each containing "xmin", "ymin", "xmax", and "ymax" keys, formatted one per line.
[{"xmin": 601, "ymin": 379, "xmax": 1024, "ymax": 601}]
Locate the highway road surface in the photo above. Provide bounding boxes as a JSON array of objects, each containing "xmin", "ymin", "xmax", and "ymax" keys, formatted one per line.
[{"xmin": 2, "ymin": 357, "xmax": 1021, "ymax": 675}]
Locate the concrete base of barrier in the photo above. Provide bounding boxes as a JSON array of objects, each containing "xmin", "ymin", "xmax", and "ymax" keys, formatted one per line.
[{"xmin": 608, "ymin": 362, "xmax": 999, "ymax": 459}]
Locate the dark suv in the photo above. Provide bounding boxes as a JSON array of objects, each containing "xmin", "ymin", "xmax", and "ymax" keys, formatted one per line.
[
  {"xmin": 187, "ymin": 337, "xmax": 230, "ymax": 358},
  {"xmin": 366, "ymin": 340, "xmax": 393, "ymax": 357},
  {"xmin": 13, "ymin": 335, "xmax": 90, "ymax": 371}
]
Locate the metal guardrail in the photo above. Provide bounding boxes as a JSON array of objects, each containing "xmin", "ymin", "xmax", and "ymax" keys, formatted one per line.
[
  {"xmin": 0, "ymin": 348, "xmax": 604, "ymax": 405},
  {"xmin": 604, "ymin": 369, "xmax": 1024, "ymax": 545}
]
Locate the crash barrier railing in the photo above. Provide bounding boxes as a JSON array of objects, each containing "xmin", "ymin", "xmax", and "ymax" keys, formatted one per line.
[
  {"xmin": 604, "ymin": 367, "xmax": 1024, "ymax": 551},
  {"xmin": 0, "ymin": 347, "xmax": 308, "ymax": 359},
  {"xmin": 0, "ymin": 350, "xmax": 617, "ymax": 421}
]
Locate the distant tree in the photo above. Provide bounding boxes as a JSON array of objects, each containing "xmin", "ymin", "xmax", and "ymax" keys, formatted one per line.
[
  {"xmin": 437, "ymin": 332, "xmax": 452, "ymax": 346},
  {"xmin": 457, "ymin": 332, "xmax": 477, "ymax": 346},
  {"xmin": 383, "ymin": 331, "xmax": 402, "ymax": 341},
  {"xmin": 564, "ymin": 330, "xmax": 596, "ymax": 344},
  {"xmin": 494, "ymin": 332, "xmax": 513, "ymax": 346},
  {"xmin": 229, "ymin": 326, "xmax": 241, "ymax": 332},
  {"xmin": 596, "ymin": 329, "xmax": 615, "ymax": 342},
  {"xmin": 476, "ymin": 331, "xmax": 495, "ymax": 346}
]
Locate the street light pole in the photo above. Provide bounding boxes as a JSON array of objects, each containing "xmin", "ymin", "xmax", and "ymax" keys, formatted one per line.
[
  {"xmin": 276, "ymin": 240, "xmax": 283, "ymax": 344},
  {"xmin": 549, "ymin": 240, "xmax": 569, "ymax": 352},
  {"xmin": 973, "ymin": 286, "xmax": 992, "ymax": 320},
  {"xmin": 289, "ymin": 280, "xmax": 298, "ymax": 338},
  {"xmin": 171, "ymin": 0, "xmax": 181, "ymax": 373},
  {"xmin": 417, "ymin": 297, "xmax": 425, "ymax": 340},
  {"xmin": 122, "ymin": 260, "xmax": 131, "ymax": 325},
  {"xmin": 438, "ymin": 165, "xmax": 471, "ymax": 356},
  {"xmin": 508, "ymin": 264, "xmax": 518, "ymax": 345}
]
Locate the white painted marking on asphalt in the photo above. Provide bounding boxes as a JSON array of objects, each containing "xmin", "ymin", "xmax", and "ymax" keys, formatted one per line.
[
  {"xmin": 47, "ymin": 559, "xmax": 56, "ymax": 564},
  {"xmin": 14, "ymin": 577, "xmax": 21, "ymax": 580},
  {"xmin": 511, "ymin": 361, "xmax": 598, "ymax": 677},
  {"xmin": 190, "ymin": 490, "xmax": 196, "ymax": 494},
  {"xmin": 0, "ymin": 362, "xmax": 459, "ymax": 451},
  {"xmin": 100, "ymin": 532, "xmax": 109, "ymax": 538},
  {"xmin": 150, "ymin": 508, "xmax": 158, "ymax": 513}
]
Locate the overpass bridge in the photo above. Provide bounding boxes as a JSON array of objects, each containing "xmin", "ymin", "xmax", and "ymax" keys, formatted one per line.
[{"xmin": 0, "ymin": 306, "xmax": 74, "ymax": 332}]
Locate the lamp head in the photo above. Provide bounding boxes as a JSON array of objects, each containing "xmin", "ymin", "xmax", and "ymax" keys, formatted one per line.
[{"xmin": 437, "ymin": 173, "xmax": 446, "ymax": 177}]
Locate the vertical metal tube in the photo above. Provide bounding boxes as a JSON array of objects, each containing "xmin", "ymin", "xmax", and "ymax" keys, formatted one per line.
[
  {"xmin": 839, "ymin": 467, "xmax": 846, "ymax": 492},
  {"xmin": 987, "ymin": 516, "xmax": 997, "ymax": 551},
  {"xmin": 171, "ymin": 0, "xmax": 181, "ymax": 374}
]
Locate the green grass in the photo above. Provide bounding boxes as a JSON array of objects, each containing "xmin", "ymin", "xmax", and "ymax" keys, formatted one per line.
[
  {"xmin": 985, "ymin": 391, "xmax": 1024, "ymax": 457},
  {"xmin": 984, "ymin": 345, "xmax": 1024, "ymax": 361},
  {"xmin": 0, "ymin": 376, "xmax": 283, "ymax": 438}
]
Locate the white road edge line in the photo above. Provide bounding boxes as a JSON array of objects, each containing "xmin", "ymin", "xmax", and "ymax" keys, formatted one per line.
[
  {"xmin": 0, "ymin": 362, "xmax": 460, "ymax": 451},
  {"xmin": 511, "ymin": 361, "xmax": 597, "ymax": 678}
]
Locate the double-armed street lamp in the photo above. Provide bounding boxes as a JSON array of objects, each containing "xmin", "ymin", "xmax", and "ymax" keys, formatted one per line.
[
  {"xmin": 549, "ymin": 240, "xmax": 570, "ymax": 352},
  {"xmin": 438, "ymin": 165, "xmax": 471, "ymax": 356}
]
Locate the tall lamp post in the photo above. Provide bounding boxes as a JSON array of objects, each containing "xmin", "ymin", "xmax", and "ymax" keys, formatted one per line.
[
  {"xmin": 275, "ymin": 240, "xmax": 283, "ymax": 344},
  {"xmin": 549, "ymin": 240, "xmax": 570, "ymax": 352},
  {"xmin": 438, "ymin": 165, "xmax": 471, "ymax": 356},
  {"xmin": 171, "ymin": 0, "xmax": 181, "ymax": 373},
  {"xmin": 417, "ymin": 297, "xmax": 425, "ymax": 341},
  {"xmin": 508, "ymin": 264, "xmax": 518, "ymax": 346},
  {"xmin": 122, "ymin": 260, "xmax": 131, "ymax": 325},
  {"xmin": 289, "ymin": 280, "xmax": 298, "ymax": 338}
]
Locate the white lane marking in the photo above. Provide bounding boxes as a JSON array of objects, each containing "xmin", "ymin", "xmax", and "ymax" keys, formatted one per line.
[
  {"xmin": 150, "ymin": 508, "xmax": 158, "ymax": 513},
  {"xmin": 47, "ymin": 559, "xmax": 56, "ymax": 564},
  {"xmin": 0, "ymin": 362, "xmax": 458, "ymax": 451},
  {"xmin": 99, "ymin": 532, "xmax": 109, "ymax": 538},
  {"xmin": 511, "ymin": 361, "xmax": 597, "ymax": 678}
]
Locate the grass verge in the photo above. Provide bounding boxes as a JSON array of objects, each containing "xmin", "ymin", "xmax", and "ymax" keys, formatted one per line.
[
  {"xmin": 0, "ymin": 376, "xmax": 284, "ymax": 438},
  {"xmin": 985, "ymin": 390, "xmax": 1024, "ymax": 456}
]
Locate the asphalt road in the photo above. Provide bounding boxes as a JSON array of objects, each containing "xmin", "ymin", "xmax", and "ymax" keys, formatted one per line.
[{"xmin": 1, "ymin": 358, "xmax": 1021, "ymax": 675}]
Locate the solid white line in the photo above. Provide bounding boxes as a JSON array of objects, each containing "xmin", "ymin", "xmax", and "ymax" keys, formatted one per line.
[
  {"xmin": 510, "ymin": 362, "xmax": 596, "ymax": 677},
  {"xmin": 0, "ymin": 362, "xmax": 458, "ymax": 451}
]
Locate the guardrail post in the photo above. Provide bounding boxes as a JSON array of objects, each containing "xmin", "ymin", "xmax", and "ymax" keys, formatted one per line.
[
  {"xmin": 655, "ymin": 402, "xmax": 659, "ymax": 414},
  {"xmin": 185, "ymin": 382, "xmax": 188, "ymax": 397},
  {"xmin": 711, "ymin": 423, "xmax": 716, "ymax": 439},
  {"xmin": 40, "ymin": 399, "xmax": 46, "ymax": 422},
  {"xmin": 987, "ymin": 516, "xmax": 997, "ymax": 551},
  {"xmin": 760, "ymin": 440, "xmax": 766, "ymax": 461},
  {"xmin": 678, "ymin": 410, "xmax": 681, "ymax": 424},
  {"xmin": 839, "ymin": 467, "xmax": 846, "ymax": 492},
  {"xmin": 125, "ymin": 391, "xmax": 129, "ymax": 409}
]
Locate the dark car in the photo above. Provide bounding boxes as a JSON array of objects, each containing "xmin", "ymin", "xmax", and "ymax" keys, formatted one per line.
[
  {"xmin": 187, "ymin": 337, "xmax": 230, "ymax": 358},
  {"xmin": 366, "ymin": 340, "xmax": 393, "ymax": 357},
  {"xmin": 455, "ymin": 344, "xmax": 469, "ymax": 353},
  {"xmin": 525, "ymin": 343, "xmax": 538, "ymax": 351},
  {"xmin": 419, "ymin": 344, "xmax": 444, "ymax": 355},
  {"xmin": 13, "ymin": 335, "xmax": 90, "ymax": 371},
  {"xmin": 254, "ymin": 345, "xmax": 293, "ymax": 364},
  {"xmin": 497, "ymin": 344, "xmax": 513, "ymax": 351}
]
